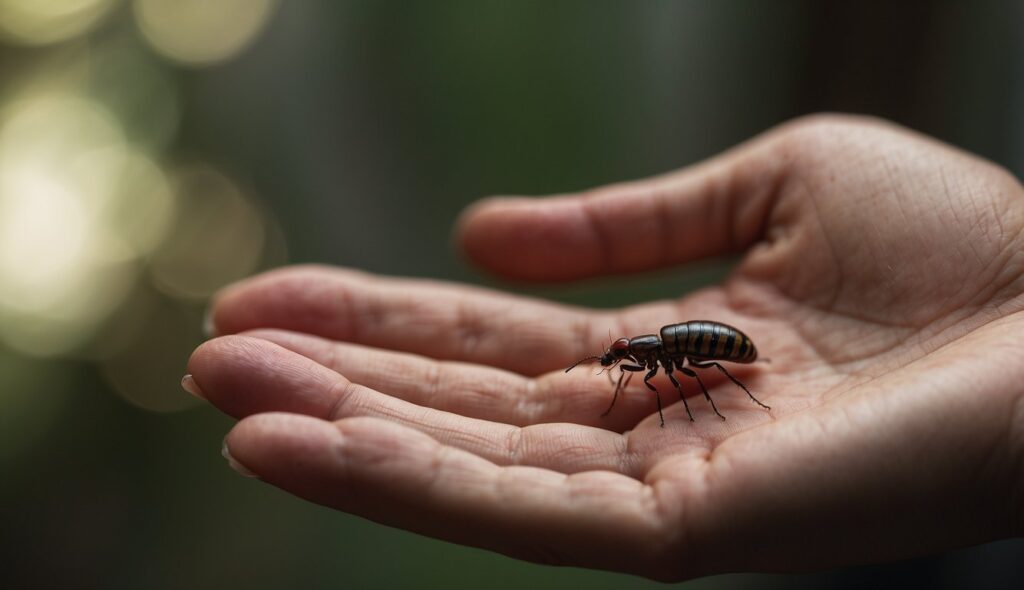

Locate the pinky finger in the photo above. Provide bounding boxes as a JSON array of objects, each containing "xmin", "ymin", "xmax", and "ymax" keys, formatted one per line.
[{"xmin": 225, "ymin": 413, "xmax": 682, "ymax": 580}]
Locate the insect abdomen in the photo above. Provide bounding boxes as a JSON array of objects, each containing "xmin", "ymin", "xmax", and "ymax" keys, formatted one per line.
[{"xmin": 660, "ymin": 321, "xmax": 757, "ymax": 363}]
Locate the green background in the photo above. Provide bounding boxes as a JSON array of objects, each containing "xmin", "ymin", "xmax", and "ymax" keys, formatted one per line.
[{"xmin": 2, "ymin": 1, "xmax": 1023, "ymax": 588}]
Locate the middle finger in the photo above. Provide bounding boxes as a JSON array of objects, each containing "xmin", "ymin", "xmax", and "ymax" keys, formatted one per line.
[
  {"xmin": 187, "ymin": 335, "xmax": 647, "ymax": 477},
  {"xmin": 242, "ymin": 328, "xmax": 666, "ymax": 431}
]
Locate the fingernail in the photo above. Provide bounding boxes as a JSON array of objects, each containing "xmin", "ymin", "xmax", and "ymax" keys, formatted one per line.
[
  {"xmin": 181, "ymin": 374, "xmax": 205, "ymax": 400},
  {"xmin": 202, "ymin": 307, "xmax": 217, "ymax": 338},
  {"xmin": 222, "ymin": 439, "xmax": 259, "ymax": 478}
]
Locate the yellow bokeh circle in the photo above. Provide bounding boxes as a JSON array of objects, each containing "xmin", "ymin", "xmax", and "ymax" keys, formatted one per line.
[
  {"xmin": 0, "ymin": 0, "xmax": 117, "ymax": 46},
  {"xmin": 132, "ymin": 0, "xmax": 279, "ymax": 66}
]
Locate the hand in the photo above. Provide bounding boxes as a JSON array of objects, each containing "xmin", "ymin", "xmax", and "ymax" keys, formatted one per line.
[{"xmin": 187, "ymin": 115, "xmax": 1024, "ymax": 581}]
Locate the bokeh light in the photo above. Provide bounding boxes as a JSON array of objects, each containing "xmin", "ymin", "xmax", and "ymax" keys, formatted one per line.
[
  {"xmin": 0, "ymin": 94, "xmax": 176, "ymax": 356},
  {"xmin": 150, "ymin": 164, "xmax": 266, "ymax": 299},
  {"xmin": 132, "ymin": 0, "xmax": 278, "ymax": 66},
  {"xmin": 99, "ymin": 291, "xmax": 204, "ymax": 413},
  {"xmin": 104, "ymin": 151, "xmax": 176, "ymax": 255},
  {"xmin": 5, "ymin": 36, "xmax": 181, "ymax": 152},
  {"xmin": 0, "ymin": 0, "xmax": 117, "ymax": 46},
  {"xmin": 87, "ymin": 38, "xmax": 181, "ymax": 151}
]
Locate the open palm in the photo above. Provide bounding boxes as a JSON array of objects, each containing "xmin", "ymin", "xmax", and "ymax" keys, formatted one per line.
[{"xmin": 188, "ymin": 115, "xmax": 1024, "ymax": 581}]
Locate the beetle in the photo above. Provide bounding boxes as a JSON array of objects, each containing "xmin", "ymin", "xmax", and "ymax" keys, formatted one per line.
[{"xmin": 565, "ymin": 320, "xmax": 770, "ymax": 426}]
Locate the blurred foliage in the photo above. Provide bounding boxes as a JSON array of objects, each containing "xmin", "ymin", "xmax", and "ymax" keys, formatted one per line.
[{"xmin": 2, "ymin": 1, "xmax": 1023, "ymax": 588}]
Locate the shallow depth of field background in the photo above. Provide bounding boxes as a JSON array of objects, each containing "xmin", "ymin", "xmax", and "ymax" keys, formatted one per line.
[{"xmin": 2, "ymin": 1, "xmax": 1023, "ymax": 588}]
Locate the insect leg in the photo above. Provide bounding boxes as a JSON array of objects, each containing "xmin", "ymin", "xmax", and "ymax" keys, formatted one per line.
[
  {"xmin": 602, "ymin": 364, "xmax": 642, "ymax": 418},
  {"xmin": 660, "ymin": 357, "xmax": 694, "ymax": 422},
  {"xmin": 641, "ymin": 362, "xmax": 665, "ymax": 427},
  {"xmin": 676, "ymin": 360, "xmax": 724, "ymax": 420},
  {"xmin": 689, "ymin": 360, "xmax": 771, "ymax": 410}
]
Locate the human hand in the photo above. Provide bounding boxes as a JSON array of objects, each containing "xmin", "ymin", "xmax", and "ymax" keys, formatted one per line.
[{"xmin": 187, "ymin": 115, "xmax": 1024, "ymax": 580}]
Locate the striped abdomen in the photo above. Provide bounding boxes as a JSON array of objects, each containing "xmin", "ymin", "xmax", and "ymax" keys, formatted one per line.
[{"xmin": 660, "ymin": 321, "xmax": 757, "ymax": 363}]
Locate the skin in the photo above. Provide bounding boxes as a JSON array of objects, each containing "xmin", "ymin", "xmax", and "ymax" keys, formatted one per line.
[{"xmin": 187, "ymin": 114, "xmax": 1024, "ymax": 581}]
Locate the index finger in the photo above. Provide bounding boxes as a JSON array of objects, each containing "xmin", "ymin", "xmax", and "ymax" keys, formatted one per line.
[
  {"xmin": 209, "ymin": 265, "xmax": 622, "ymax": 376},
  {"xmin": 455, "ymin": 115, "xmax": 825, "ymax": 282}
]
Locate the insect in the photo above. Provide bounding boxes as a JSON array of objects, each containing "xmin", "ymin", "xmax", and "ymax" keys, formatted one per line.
[{"xmin": 565, "ymin": 320, "xmax": 770, "ymax": 427}]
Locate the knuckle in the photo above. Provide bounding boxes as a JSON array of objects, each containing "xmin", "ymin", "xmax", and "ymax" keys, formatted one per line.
[
  {"xmin": 767, "ymin": 113, "xmax": 898, "ymax": 164},
  {"xmin": 978, "ymin": 161, "xmax": 1024, "ymax": 196},
  {"xmin": 504, "ymin": 427, "xmax": 525, "ymax": 464},
  {"xmin": 778, "ymin": 112, "xmax": 891, "ymax": 139}
]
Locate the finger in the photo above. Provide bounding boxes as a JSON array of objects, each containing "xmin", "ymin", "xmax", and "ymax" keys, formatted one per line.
[
  {"xmin": 241, "ymin": 328, "xmax": 663, "ymax": 431},
  {"xmin": 455, "ymin": 118, "xmax": 795, "ymax": 282},
  {"xmin": 209, "ymin": 265, "xmax": 619, "ymax": 375},
  {"xmin": 189, "ymin": 335, "xmax": 641, "ymax": 475},
  {"xmin": 224, "ymin": 413, "xmax": 685, "ymax": 580}
]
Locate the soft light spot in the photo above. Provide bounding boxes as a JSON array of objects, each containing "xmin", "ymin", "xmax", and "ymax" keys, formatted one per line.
[
  {"xmin": 133, "ymin": 0, "xmax": 278, "ymax": 66},
  {"xmin": 0, "ymin": 0, "xmax": 116, "ymax": 46},
  {"xmin": 150, "ymin": 164, "xmax": 266, "ymax": 299},
  {"xmin": 0, "ymin": 94, "xmax": 176, "ymax": 356}
]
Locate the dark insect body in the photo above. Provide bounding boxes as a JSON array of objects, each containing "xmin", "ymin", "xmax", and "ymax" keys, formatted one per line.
[{"xmin": 565, "ymin": 321, "xmax": 770, "ymax": 427}]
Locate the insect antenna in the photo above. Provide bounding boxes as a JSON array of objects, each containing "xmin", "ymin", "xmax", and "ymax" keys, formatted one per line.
[{"xmin": 565, "ymin": 356, "xmax": 602, "ymax": 373}]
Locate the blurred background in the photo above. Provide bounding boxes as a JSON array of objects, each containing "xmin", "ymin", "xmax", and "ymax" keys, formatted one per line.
[{"xmin": 1, "ymin": 1, "xmax": 1023, "ymax": 588}]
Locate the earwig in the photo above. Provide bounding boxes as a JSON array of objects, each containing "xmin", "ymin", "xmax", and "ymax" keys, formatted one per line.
[{"xmin": 565, "ymin": 320, "xmax": 770, "ymax": 427}]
